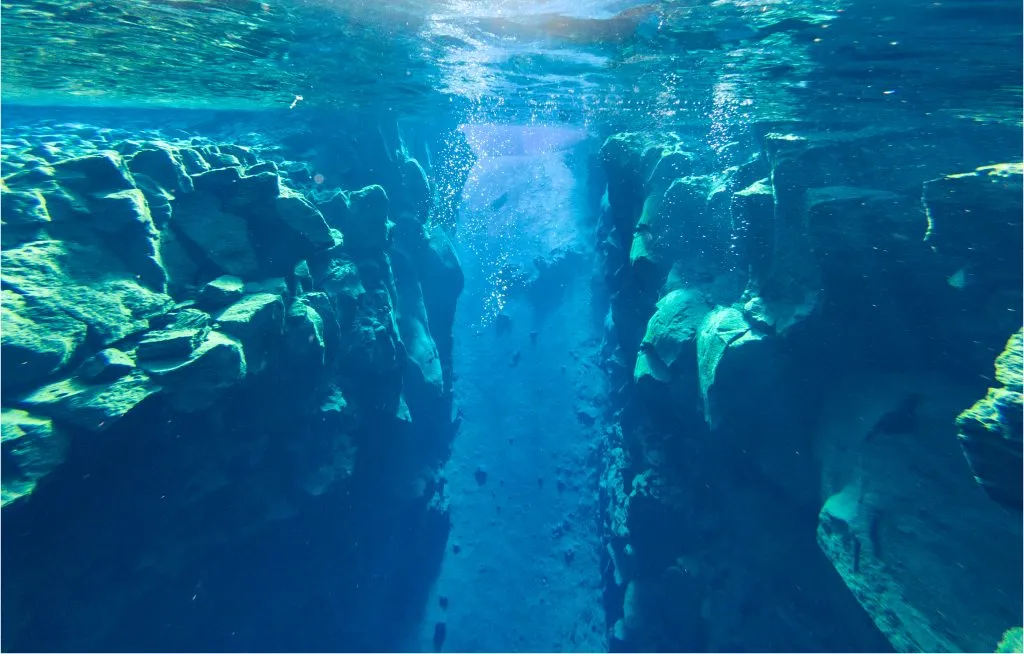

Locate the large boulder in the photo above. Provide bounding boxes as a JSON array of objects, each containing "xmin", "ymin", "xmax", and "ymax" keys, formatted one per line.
[
  {"xmin": 140, "ymin": 330, "xmax": 246, "ymax": 411},
  {"xmin": 1, "ymin": 289, "xmax": 87, "ymax": 393},
  {"xmin": 127, "ymin": 144, "xmax": 193, "ymax": 196},
  {"xmin": 635, "ymin": 175, "xmax": 720, "ymax": 276},
  {"xmin": 49, "ymin": 152, "xmax": 135, "ymax": 195},
  {"xmin": 4, "ymin": 152, "xmax": 167, "ymax": 289},
  {"xmin": 21, "ymin": 371, "xmax": 160, "ymax": 432},
  {"xmin": 215, "ymin": 293, "xmax": 285, "ymax": 374},
  {"xmin": 274, "ymin": 188, "xmax": 336, "ymax": 252},
  {"xmin": 171, "ymin": 190, "xmax": 260, "ymax": 278},
  {"xmin": 634, "ymin": 289, "xmax": 709, "ymax": 385},
  {"xmin": 696, "ymin": 306, "xmax": 766, "ymax": 429},
  {"xmin": 1, "ymin": 240, "xmax": 173, "ymax": 346},
  {"xmin": 196, "ymin": 275, "xmax": 245, "ymax": 311}
]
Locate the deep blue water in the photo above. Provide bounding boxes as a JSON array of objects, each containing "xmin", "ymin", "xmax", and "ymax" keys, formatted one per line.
[{"xmin": 1, "ymin": 1, "xmax": 1022, "ymax": 653}]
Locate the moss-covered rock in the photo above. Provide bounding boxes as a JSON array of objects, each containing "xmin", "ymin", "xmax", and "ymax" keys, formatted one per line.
[
  {"xmin": 127, "ymin": 144, "xmax": 193, "ymax": 195},
  {"xmin": 197, "ymin": 275, "xmax": 245, "ymax": 311},
  {"xmin": 135, "ymin": 328, "xmax": 206, "ymax": 362},
  {"xmin": 2, "ymin": 240, "xmax": 173, "ymax": 346},
  {"xmin": 636, "ymin": 175, "xmax": 718, "ymax": 276},
  {"xmin": 956, "ymin": 328, "xmax": 1023, "ymax": 509},
  {"xmin": 50, "ymin": 152, "xmax": 134, "ymax": 194},
  {"xmin": 817, "ymin": 371, "xmax": 1022, "ymax": 654},
  {"xmin": 215, "ymin": 293, "xmax": 285, "ymax": 374},
  {"xmin": 0, "ymin": 126, "xmax": 469, "ymax": 652},
  {"xmin": 157, "ymin": 222, "xmax": 201, "ymax": 297},
  {"xmin": 171, "ymin": 190, "xmax": 260, "ymax": 278},
  {"xmin": 140, "ymin": 330, "xmax": 246, "ymax": 411},
  {"xmin": 1, "ymin": 408, "xmax": 68, "ymax": 508},
  {"xmin": 274, "ymin": 188, "xmax": 336, "ymax": 251},
  {"xmin": 1, "ymin": 289, "xmax": 87, "ymax": 393},
  {"xmin": 75, "ymin": 348, "xmax": 135, "ymax": 384},
  {"xmin": 21, "ymin": 371, "xmax": 160, "ymax": 432},
  {"xmin": 997, "ymin": 627, "xmax": 1023, "ymax": 653},
  {"xmin": 1, "ymin": 186, "xmax": 50, "ymax": 235}
]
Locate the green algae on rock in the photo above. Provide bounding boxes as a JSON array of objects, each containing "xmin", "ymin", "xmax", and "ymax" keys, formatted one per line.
[
  {"xmin": 2, "ymin": 240, "xmax": 173, "ymax": 345},
  {"xmin": 1, "ymin": 123, "xmax": 467, "ymax": 654},
  {"xmin": 0, "ymin": 408, "xmax": 68, "ymax": 508},
  {"xmin": 998, "ymin": 627, "xmax": 1024, "ymax": 653},
  {"xmin": 21, "ymin": 372, "xmax": 160, "ymax": 433},
  {"xmin": 1, "ymin": 288, "xmax": 88, "ymax": 393},
  {"xmin": 956, "ymin": 328, "xmax": 1024, "ymax": 510}
]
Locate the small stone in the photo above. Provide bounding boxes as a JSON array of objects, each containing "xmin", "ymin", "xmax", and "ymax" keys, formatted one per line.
[
  {"xmin": 438, "ymin": 596, "xmax": 449, "ymax": 610},
  {"xmin": 474, "ymin": 466, "xmax": 487, "ymax": 485}
]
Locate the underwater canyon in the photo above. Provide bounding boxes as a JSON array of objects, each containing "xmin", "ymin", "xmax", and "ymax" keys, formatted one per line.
[{"xmin": 0, "ymin": 1, "xmax": 1021, "ymax": 652}]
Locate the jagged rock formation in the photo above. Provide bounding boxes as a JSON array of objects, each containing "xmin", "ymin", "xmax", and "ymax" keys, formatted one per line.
[
  {"xmin": 0, "ymin": 125, "xmax": 469, "ymax": 651},
  {"xmin": 956, "ymin": 329, "xmax": 1023, "ymax": 510},
  {"xmin": 593, "ymin": 125, "xmax": 1022, "ymax": 652}
]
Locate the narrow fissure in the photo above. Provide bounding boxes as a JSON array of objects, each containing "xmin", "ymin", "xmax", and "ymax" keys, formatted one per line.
[
  {"xmin": 1, "ymin": 2, "xmax": 1022, "ymax": 652},
  {"xmin": 415, "ymin": 126, "xmax": 607, "ymax": 653}
]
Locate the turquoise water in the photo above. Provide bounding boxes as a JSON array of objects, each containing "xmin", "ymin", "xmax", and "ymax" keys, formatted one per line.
[
  {"xmin": 1, "ymin": 1, "xmax": 1021, "ymax": 652},
  {"xmin": 3, "ymin": 0, "xmax": 1020, "ymax": 124}
]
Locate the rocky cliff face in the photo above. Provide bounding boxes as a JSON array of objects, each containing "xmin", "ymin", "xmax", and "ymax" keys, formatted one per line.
[
  {"xmin": 592, "ymin": 124, "xmax": 1022, "ymax": 652},
  {"xmin": 0, "ymin": 120, "xmax": 471, "ymax": 651}
]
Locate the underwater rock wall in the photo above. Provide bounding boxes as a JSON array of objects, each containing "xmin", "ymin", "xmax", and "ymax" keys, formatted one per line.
[
  {"xmin": 591, "ymin": 125, "xmax": 1022, "ymax": 652},
  {"xmin": 0, "ymin": 120, "xmax": 471, "ymax": 651}
]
